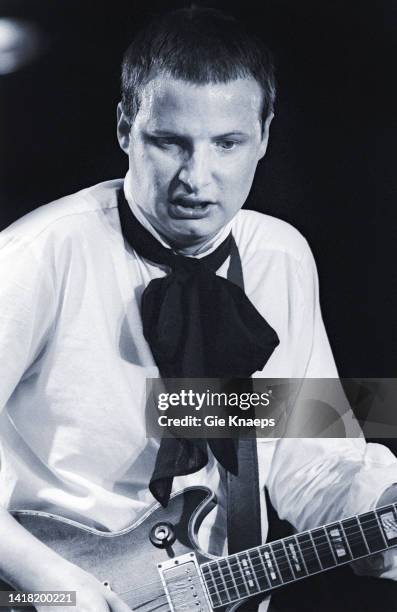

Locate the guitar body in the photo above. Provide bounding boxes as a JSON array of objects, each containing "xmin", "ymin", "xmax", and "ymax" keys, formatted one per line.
[{"xmin": 0, "ymin": 487, "xmax": 258, "ymax": 611}]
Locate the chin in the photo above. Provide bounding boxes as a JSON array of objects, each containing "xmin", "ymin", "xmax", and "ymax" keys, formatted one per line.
[
  {"xmin": 165, "ymin": 225, "xmax": 217, "ymax": 249},
  {"xmin": 173, "ymin": 222, "xmax": 218, "ymax": 238}
]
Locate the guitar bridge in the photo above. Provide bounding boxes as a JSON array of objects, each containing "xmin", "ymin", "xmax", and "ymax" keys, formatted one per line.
[{"xmin": 158, "ymin": 552, "xmax": 212, "ymax": 611}]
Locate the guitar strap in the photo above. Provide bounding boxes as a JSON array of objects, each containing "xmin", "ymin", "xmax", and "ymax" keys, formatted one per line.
[
  {"xmin": 226, "ymin": 241, "xmax": 263, "ymax": 612},
  {"xmin": 227, "ymin": 437, "xmax": 263, "ymax": 612},
  {"xmin": 227, "ymin": 437, "xmax": 262, "ymax": 554}
]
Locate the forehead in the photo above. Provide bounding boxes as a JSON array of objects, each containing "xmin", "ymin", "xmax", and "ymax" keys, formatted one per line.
[{"xmin": 134, "ymin": 75, "xmax": 263, "ymax": 136}]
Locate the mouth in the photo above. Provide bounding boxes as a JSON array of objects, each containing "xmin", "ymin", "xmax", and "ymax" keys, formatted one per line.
[{"xmin": 168, "ymin": 198, "xmax": 215, "ymax": 219}]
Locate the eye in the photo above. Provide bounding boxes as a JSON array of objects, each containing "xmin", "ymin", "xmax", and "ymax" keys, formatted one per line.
[
  {"xmin": 156, "ymin": 137, "xmax": 180, "ymax": 148},
  {"xmin": 215, "ymin": 139, "xmax": 238, "ymax": 151}
]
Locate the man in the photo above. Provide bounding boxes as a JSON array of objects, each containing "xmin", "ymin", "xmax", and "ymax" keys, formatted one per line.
[{"xmin": 0, "ymin": 7, "xmax": 397, "ymax": 612}]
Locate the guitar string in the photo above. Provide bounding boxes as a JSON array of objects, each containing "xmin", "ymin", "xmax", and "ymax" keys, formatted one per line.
[
  {"xmin": 117, "ymin": 575, "xmax": 204, "ymax": 597},
  {"xmin": 113, "ymin": 519, "xmax": 397, "ymax": 595},
  {"xmin": 205, "ymin": 529, "xmax": 391, "ymax": 591},
  {"xmin": 204, "ymin": 538, "xmax": 394, "ymax": 602},
  {"xmin": 203, "ymin": 533, "xmax": 389, "ymax": 604},
  {"xmin": 116, "ymin": 580, "xmax": 165, "ymax": 596},
  {"xmin": 129, "ymin": 597, "xmax": 170, "ymax": 612},
  {"xmin": 203, "ymin": 517, "xmax": 394, "ymax": 573},
  {"xmin": 118, "ymin": 585, "xmax": 197, "ymax": 611},
  {"xmin": 114, "ymin": 520, "xmax": 394, "ymax": 601},
  {"xmin": 115, "ymin": 586, "xmax": 170, "ymax": 610},
  {"xmin": 115, "ymin": 519, "xmax": 394, "ymax": 601},
  {"xmin": 138, "ymin": 603, "xmax": 170, "ymax": 612},
  {"xmin": 128, "ymin": 598, "xmax": 170, "ymax": 612},
  {"xmin": 198, "ymin": 522, "xmax": 396, "ymax": 599},
  {"xmin": 118, "ymin": 521, "xmax": 390, "ymax": 612}
]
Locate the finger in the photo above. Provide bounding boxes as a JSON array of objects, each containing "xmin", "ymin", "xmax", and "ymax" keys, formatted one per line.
[
  {"xmin": 105, "ymin": 590, "xmax": 133, "ymax": 612},
  {"xmin": 73, "ymin": 595, "xmax": 111, "ymax": 612},
  {"xmin": 351, "ymin": 553, "xmax": 386, "ymax": 575}
]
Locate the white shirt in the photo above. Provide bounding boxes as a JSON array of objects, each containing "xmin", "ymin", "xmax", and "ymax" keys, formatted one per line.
[{"xmin": 1, "ymin": 178, "xmax": 397, "ymax": 603}]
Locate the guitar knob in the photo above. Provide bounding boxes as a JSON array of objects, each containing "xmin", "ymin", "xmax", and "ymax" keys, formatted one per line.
[{"xmin": 150, "ymin": 522, "xmax": 176, "ymax": 548}]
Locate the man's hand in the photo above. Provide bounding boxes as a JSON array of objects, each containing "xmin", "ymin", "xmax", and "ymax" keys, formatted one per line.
[
  {"xmin": 352, "ymin": 483, "xmax": 397, "ymax": 581},
  {"xmin": 0, "ymin": 507, "xmax": 133, "ymax": 612},
  {"xmin": 33, "ymin": 560, "xmax": 133, "ymax": 612}
]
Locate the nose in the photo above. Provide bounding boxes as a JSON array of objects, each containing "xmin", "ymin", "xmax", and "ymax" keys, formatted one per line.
[{"xmin": 178, "ymin": 146, "xmax": 212, "ymax": 193}]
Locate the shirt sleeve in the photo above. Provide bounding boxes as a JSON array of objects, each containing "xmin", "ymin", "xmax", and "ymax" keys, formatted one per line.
[
  {"xmin": 0, "ymin": 233, "xmax": 56, "ymax": 409},
  {"xmin": 266, "ymin": 242, "xmax": 397, "ymax": 579},
  {"xmin": 297, "ymin": 244, "xmax": 338, "ymax": 378}
]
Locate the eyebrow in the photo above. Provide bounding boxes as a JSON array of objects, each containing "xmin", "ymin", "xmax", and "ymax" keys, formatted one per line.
[
  {"xmin": 212, "ymin": 131, "xmax": 249, "ymax": 139},
  {"xmin": 146, "ymin": 129, "xmax": 249, "ymax": 139}
]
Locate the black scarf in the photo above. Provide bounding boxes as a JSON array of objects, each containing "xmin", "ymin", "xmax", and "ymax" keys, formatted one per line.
[{"xmin": 118, "ymin": 189, "xmax": 279, "ymax": 505}]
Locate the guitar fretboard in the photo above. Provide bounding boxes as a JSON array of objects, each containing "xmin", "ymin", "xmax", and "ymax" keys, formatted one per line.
[{"xmin": 200, "ymin": 503, "xmax": 397, "ymax": 608}]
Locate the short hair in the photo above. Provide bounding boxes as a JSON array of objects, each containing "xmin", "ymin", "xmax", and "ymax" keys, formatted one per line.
[{"xmin": 121, "ymin": 7, "xmax": 276, "ymax": 125}]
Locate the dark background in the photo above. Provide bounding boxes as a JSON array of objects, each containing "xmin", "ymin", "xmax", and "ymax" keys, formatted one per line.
[{"xmin": 0, "ymin": 0, "xmax": 396, "ymax": 377}]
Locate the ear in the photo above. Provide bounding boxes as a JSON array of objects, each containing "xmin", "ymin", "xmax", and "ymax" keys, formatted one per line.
[
  {"xmin": 258, "ymin": 112, "xmax": 274, "ymax": 160},
  {"xmin": 116, "ymin": 102, "xmax": 131, "ymax": 154}
]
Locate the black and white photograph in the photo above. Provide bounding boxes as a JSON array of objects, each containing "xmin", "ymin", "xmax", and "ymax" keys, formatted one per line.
[{"xmin": 0, "ymin": 1, "xmax": 396, "ymax": 611}]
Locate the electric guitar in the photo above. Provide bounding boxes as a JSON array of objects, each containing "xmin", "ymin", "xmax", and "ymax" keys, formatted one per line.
[{"xmin": 2, "ymin": 486, "xmax": 397, "ymax": 611}]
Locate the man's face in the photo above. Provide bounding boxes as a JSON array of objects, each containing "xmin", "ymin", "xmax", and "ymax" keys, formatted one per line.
[{"xmin": 117, "ymin": 75, "xmax": 271, "ymax": 249}]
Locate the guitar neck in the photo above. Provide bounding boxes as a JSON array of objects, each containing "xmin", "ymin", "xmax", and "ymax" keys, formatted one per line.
[{"xmin": 200, "ymin": 502, "xmax": 397, "ymax": 609}]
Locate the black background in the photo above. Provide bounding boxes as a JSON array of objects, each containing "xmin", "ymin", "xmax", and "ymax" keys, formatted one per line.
[{"xmin": 1, "ymin": 0, "xmax": 396, "ymax": 377}]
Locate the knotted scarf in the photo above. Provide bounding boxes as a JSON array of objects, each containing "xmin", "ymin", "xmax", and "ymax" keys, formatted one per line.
[{"xmin": 118, "ymin": 189, "xmax": 279, "ymax": 505}]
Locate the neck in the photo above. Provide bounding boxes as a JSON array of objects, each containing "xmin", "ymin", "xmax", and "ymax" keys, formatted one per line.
[{"xmin": 163, "ymin": 233, "xmax": 221, "ymax": 257}]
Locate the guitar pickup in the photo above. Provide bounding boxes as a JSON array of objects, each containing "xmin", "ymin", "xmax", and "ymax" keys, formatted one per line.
[{"xmin": 158, "ymin": 552, "xmax": 212, "ymax": 611}]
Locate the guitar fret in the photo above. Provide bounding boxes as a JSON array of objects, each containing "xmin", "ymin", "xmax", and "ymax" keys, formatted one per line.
[
  {"xmin": 228, "ymin": 555, "xmax": 249, "ymax": 598},
  {"xmin": 296, "ymin": 532, "xmax": 322, "ymax": 573},
  {"xmin": 374, "ymin": 511, "xmax": 388, "ymax": 548},
  {"xmin": 237, "ymin": 552, "xmax": 260, "ymax": 594},
  {"xmin": 224, "ymin": 557, "xmax": 239, "ymax": 600},
  {"xmin": 208, "ymin": 562, "xmax": 225, "ymax": 606},
  {"xmin": 270, "ymin": 541, "xmax": 294, "ymax": 583},
  {"xmin": 342, "ymin": 516, "xmax": 370, "ymax": 558},
  {"xmin": 293, "ymin": 535, "xmax": 309, "ymax": 575},
  {"xmin": 249, "ymin": 549, "xmax": 270, "ymax": 591},
  {"xmin": 201, "ymin": 564, "xmax": 220, "ymax": 608},
  {"xmin": 247, "ymin": 550, "xmax": 261, "ymax": 591},
  {"xmin": 260, "ymin": 545, "xmax": 282, "ymax": 586},
  {"xmin": 236, "ymin": 554, "xmax": 249, "ymax": 592},
  {"xmin": 308, "ymin": 530, "xmax": 323, "ymax": 570},
  {"xmin": 268, "ymin": 544, "xmax": 284, "ymax": 584},
  {"xmin": 216, "ymin": 559, "xmax": 233, "ymax": 603},
  {"xmin": 284, "ymin": 536, "xmax": 307, "ymax": 578},
  {"xmin": 281, "ymin": 539, "xmax": 296, "ymax": 578},
  {"xmin": 338, "ymin": 521, "xmax": 354, "ymax": 559},
  {"xmin": 311, "ymin": 527, "xmax": 336, "ymax": 569},
  {"xmin": 359, "ymin": 512, "xmax": 385, "ymax": 553},
  {"xmin": 323, "ymin": 528, "xmax": 338, "ymax": 565},
  {"xmin": 325, "ymin": 522, "xmax": 352, "ymax": 563},
  {"xmin": 257, "ymin": 546, "xmax": 272, "ymax": 588},
  {"xmin": 377, "ymin": 505, "xmax": 397, "ymax": 547},
  {"xmin": 356, "ymin": 518, "xmax": 371, "ymax": 554},
  {"xmin": 247, "ymin": 549, "xmax": 262, "ymax": 592}
]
